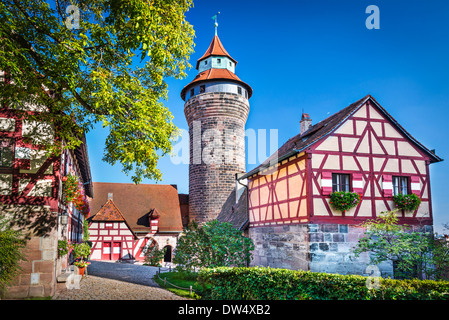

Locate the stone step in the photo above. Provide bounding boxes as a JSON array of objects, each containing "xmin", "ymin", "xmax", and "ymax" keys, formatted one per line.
[{"xmin": 57, "ymin": 272, "xmax": 72, "ymax": 283}]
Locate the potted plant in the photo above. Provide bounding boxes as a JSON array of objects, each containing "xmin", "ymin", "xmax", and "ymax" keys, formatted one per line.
[
  {"xmin": 329, "ymin": 191, "xmax": 361, "ymax": 213},
  {"xmin": 73, "ymin": 258, "xmax": 90, "ymax": 276},
  {"xmin": 72, "ymin": 242, "xmax": 92, "ymax": 276},
  {"xmin": 393, "ymin": 193, "xmax": 421, "ymax": 212}
]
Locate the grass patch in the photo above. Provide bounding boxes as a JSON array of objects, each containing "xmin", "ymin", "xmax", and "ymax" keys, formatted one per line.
[{"xmin": 154, "ymin": 271, "xmax": 203, "ymax": 299}]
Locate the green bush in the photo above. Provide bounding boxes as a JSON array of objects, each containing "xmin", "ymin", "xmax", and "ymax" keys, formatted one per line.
[
  {"xmin": 174, "ymin": 220, "xmax": 254, "ymax": 273},
  {"xmin": 0, "ymin": 216, "xmax": 26, "ymax": 297},
  {"xmin": 198, "ymin": 267, "xmax": 449, "ymax": 300}
]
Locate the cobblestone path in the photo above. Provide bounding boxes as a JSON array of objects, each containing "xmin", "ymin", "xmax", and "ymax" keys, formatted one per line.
[{"xmin": 53, "ymin": 261, "xmax": 187, "ymax": 300}]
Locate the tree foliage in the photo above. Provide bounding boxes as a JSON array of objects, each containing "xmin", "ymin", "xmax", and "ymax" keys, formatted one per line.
[
  {"xmin": 174, "ymin": 220, "xmax": 255, "ymax": 273},
  {"xmin": 352, "ymin": 210, "xmax": 449, "ymax": 280},
  {"xmin": 0, "ymin": 0, "xmax": 195, "ymax": 183}
]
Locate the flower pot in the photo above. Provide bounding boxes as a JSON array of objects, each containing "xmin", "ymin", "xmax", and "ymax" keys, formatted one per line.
[{"xmin": 78, "ymin": 266, "xmax": 85, "ymax": 276}]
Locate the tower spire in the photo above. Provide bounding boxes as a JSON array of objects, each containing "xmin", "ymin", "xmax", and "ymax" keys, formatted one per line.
[{"xmin": 212, "ymin": 11, "xmax": 220, "ymax": 36}]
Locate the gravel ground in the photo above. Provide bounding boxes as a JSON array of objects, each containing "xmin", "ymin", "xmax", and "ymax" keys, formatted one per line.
[{"xmin": 53, "ymin": 261, "xmax": 188, "ymax": 300}]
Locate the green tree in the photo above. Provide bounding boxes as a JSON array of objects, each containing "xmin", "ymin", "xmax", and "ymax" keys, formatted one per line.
[
  {"xmin": 352, "ymin": 210, "xmax": 448, "ymax": 280},
  {"xmin": 0, "ymin": 216, "xmax": 27, "ymax": 297},
  {"xmin": 174, "ymin": 220, "xmax": 254, "ymax": 273},
  {"xmin": 0, "ymin": 0, "xmax": 195, "ymax": 183}
]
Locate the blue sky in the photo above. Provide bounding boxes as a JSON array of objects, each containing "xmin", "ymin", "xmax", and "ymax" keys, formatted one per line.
[{"xmin": 86, "ymin": 0, "xmax": 449, "ymax": 233}]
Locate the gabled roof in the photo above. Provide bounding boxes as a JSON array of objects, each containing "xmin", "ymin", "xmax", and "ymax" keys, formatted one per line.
[
  {"xmin": 196, "ymin": 35, "xmax": 237, "ymax": 69},
  {"xmin": 240, "ymin": 95, "xmax": 443, "ymax": 179},
  {"xmin": 91, "ymin": 199, "xmax": 126, "ymax": 221},
  {"xmin": 89, "ymin": 198, "xmax": 138, "ymax": 239},
  {"xmin": 88, "ymin": 183, "xmax": 183, "ymax": 233}
]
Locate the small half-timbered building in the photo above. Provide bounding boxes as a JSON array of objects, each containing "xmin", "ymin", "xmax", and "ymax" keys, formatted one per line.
[
  {"xmin": 222, "ymin": 94, "xmax": 443, "ymax": 277},
  {"xmin": 88, "ymin": 182, "xmax": 184, "ymax": 263}
]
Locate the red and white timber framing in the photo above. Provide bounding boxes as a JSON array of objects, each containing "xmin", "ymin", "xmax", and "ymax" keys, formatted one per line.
[
  {"xmin": 89, "ymin": 221, "xmax": 136, "ymax": 261},
  {"xmin": 247, "ymin": 98, "xmax": 435, "ymax": 227},
  {"xmin": 89, "ymin": 219, "xmax": 160, "ymax": 262},
  {"xmin": 0, "ymin": 104, "xmax": 88, "ymax": 242}
]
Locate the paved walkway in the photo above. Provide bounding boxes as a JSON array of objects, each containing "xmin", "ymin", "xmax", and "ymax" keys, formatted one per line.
[{"xmin": 53, "ymin": 261, "xmax": 188, "ymax": 300}]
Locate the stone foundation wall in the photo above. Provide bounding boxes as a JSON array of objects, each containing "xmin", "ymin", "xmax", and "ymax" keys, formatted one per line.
[
  {"xmin": 248, "ymin": 223, "xmax": 401, "ymax": 278},
  {"xmin": 308, "ymin": 223, "xmax": 393, "ymax": 277},
  {"xmin": 249, "ymin": 224, "xmax": 309, "ymax": 270},
  {"xmin": 2, "ymin": 205, "xmax": 59, "ymax": 298}
]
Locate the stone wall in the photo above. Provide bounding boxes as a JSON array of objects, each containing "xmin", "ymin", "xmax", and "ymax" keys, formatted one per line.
[
  {"xmin": 2, "ymin": 205, "xmax": 59, "ymax": 298},
  {"xmin": 185, "ymin": 92, "xmax": 249, "ymax": 224},
  {"xmin": 249, "ymin": 224, "xmax": 309, "ymax": 270},
  {"xmin": 308, "ymin": 223, "xmax": 388, "ymax": 276},
  {"xmin": 248, "ymin": 223, "xmax": 398, "ymax": 277}
]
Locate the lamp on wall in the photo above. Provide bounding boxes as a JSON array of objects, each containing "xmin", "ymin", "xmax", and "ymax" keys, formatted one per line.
[{"xmin": 59, "ymin": 212, "xmax": 69, "ymax": 226}]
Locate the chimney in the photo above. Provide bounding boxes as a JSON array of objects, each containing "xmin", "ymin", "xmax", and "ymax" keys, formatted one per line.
[
  {"xmin": 108, "ymin": 193, "xmax": 113, "ymax": 201},
  {"xmin": 300, "ymin": 113, "xmax": 312, "ymax": 135}
]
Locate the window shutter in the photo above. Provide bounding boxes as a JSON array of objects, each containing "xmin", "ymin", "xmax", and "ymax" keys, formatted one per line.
[
  {"xmin": 410, "ymin": 176, "xmax": 420, "ymax": 196},
  {"xmin": 321, "ymin": 172, "xmax": 332, "ymax": 195},
  {"xmin": 352, "ymin": 173, "xmax": 364, "ymax": 194},
  {"xmin": 382, "ymin": 174, "xmax": 393, "ymax": 197}
]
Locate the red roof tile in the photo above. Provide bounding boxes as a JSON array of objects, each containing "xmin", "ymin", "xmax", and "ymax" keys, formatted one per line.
[
  {"xmin": 196, "ymin": 35, "xmax": 237, "ymax": 69},
  {"xmin": 91, "ymin": 199, "xmax": 126, "ymax": 222},
  {"xmin": 88, "ymin": 183, "xmax": 183, "ymax": 233},
  {"xmin": 181, "ymin": 68, "xmax": 253, "ymax": 100}
]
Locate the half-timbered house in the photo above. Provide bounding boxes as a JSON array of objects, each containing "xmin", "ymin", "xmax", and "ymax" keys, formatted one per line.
[
  {"xmin": 0, "ymin": 87, "xmax": 93, "ymax": 297},
  {"xmin": 221, "ymin": 94, "xmax": 443, "ymax": 277},
  {"xmin": 88, "ymin": 182, "xmax": 184, "ymax": 263}
]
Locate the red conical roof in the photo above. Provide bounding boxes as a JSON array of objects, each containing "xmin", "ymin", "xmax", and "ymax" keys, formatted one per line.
[{"xmin": 196, "ymin": 35, "xmax": 237, "ymax": 69}]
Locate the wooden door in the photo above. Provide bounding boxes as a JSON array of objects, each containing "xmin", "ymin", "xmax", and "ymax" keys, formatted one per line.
[
  {"xmin": 112, "ymin": 242, "xmax": 121, "ymax": 260},
  {"xmin": 102, "ymin": 242, "xmax": 111, "ymax": 260}
]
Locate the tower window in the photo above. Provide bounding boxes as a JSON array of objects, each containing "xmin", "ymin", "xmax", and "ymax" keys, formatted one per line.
[
  {"xmin": 190, "ymin": 88, "xmax": 194, "ymax": 97},
  {"xmin": 237, "ymin": 87, "xmax": 242, "ymax": 95},
  {"xmin": 217, "ymin": 58, "xmax": 221, "ymax": 64},
  {"xmin": 205, "ymin": 60, "xmax": 208, "ymax": 65},
  {"xmin": 200, "ymin": 85, "xmax": 205, "ymax": 93},
  {"xmin": 245, "ymin": 90, "xmax": 248, "ymax": 98},
  {"xmin": 229, "ymin": 62, "xmax": 232, "ymax": 67}
]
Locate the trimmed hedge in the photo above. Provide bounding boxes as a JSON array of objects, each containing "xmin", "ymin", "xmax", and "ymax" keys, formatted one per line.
[{"xmin": 198, "ymin": 267, "xmax": 449, "ymax": 300}]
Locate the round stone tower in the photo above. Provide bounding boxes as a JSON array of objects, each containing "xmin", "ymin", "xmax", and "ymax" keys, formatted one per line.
[{"xmin": 181, "ymin": 34, "xmax": 252, "ymax": 224}]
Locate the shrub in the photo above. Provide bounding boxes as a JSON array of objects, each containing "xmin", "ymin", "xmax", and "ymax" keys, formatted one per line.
[
  {"xmin": 144, "ymin": 246, "xmax": 166, "ymax": 267},
  {"xmin": 198, "ymin": 267, "xmax": 449, "ymax": 300},
  {"xmin": 72, "ymin": 242, "xmax": 91, "ymax": 260},
  {"xmin": 0, "ymin": 216, "xmax": 26, "ymax": 297},
  {"xmin": 174, "ymin": 220, "xmax": 254, "ymax": 273}
]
